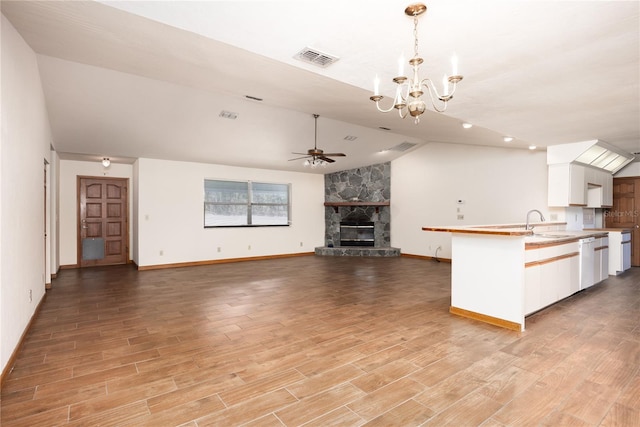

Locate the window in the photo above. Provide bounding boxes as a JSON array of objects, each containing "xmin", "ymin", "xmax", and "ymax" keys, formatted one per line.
[{"xmin": 204, "ymin": 179, "xmax": 290, "ymax": 227}]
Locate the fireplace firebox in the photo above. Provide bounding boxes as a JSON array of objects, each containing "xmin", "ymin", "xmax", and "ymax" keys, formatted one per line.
[{"xmin": 340, "ymin": 221, "xmax": 375, "ymax": 247}]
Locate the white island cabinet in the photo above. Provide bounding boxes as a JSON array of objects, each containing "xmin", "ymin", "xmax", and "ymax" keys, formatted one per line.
[
  {"xmin": 585, "ymin": 228, "xmax": 631, "ymax": 275},
  {"xmin": 608, "ymin": 230, "xmax": 632, "ymax": 275},
  {"xmin": 524, "ymin": 241, "xmax": 580, "ymax": 316},
  {"xmin": 423, "ymin": 224, "xmax": 607, "ymax": 331}
]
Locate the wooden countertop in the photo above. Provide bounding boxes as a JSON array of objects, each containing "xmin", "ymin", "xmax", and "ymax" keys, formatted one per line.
[
  {"xmin": 584, "ymin": 228, "xmax": 632, "ymax": 233},
  {"xmin": 422, "ymin": 223, "xmax": 608, "ymax": 246},
  {"xmin": 422, "ymin": 222, "xmax": 567, "ymax": 236}
]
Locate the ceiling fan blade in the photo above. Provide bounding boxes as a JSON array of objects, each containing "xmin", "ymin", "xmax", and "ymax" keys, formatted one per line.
[
  {"xmin": 321, "ymin": 153, "xmax": 346, "ymax": 157},
  {"xmin": 319, "ymin": 156, "xmax": 335, "ymax": 163},
  {"xmin": 291, "ymin": 152, "xmax": 309, "ymax": 156},
  {"xmin": 288, "ymin": 155, "xmax": 311, "ymax": 161}
]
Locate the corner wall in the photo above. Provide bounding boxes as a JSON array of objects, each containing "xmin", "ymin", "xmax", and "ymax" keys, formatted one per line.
[
  {"xmin": 1, "ymin": 15, "xmax": 53, "ymax": 374},
  {"xmin": 615, "ymin": 162, "xmax": 640, "ymax": 178},
  {"xmin": 391, "ymin": 142, "xmax": 548, "ymax": 258}
]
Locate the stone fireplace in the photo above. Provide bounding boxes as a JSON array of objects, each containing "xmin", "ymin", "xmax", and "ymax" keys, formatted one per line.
[{"xmin": 315, "ymin": 162, "xmax": 400, "ymax": 256}]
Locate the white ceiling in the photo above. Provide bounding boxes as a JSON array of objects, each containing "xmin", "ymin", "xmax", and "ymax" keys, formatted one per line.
[{"xmin": 2, "ymin": 0, "xmax": 639, "ymax": 173}]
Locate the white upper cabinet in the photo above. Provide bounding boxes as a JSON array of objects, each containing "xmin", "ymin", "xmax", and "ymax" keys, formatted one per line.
[
  {"xmin": 548, "ymin": 163, "xmax": 587, "ymax": 207},
  {"xmin": 547, "ymin": 140, "xmax": 627, "ymax": 208},
  {"xmin": 548, "ymin": 163, "xmax": 612, "ymax": 208}
]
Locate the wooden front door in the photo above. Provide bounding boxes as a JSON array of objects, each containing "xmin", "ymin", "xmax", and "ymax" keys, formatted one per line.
[
  {"xmin": 606, "ymin": 177, "xmax": 640, "ymax": 267},
  {"xmin": 78, "ymin": 177, "xmax": 128, "ymax": 267}
]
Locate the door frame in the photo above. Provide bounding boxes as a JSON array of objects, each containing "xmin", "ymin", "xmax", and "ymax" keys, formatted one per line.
[
  {"xmin": 76, "ymin": 176, "xmax": 130, "ymax": 267},
  {"xmin": 44, "ymin": 160, "xmax": 51, "ymax": 288},
  {"xmin": 606, "ymin": 176, "xmax": 640, "ymax": 267}
]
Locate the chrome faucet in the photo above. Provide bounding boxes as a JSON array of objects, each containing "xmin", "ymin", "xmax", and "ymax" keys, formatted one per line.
[{"xmin": 526, "ymin": 209, "xmax": 546, "ymax": 230}]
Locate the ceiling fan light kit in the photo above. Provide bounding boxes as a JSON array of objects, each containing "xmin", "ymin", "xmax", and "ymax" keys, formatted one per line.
[
  {"xmin": 370, "ymin": 3, "xmax": 463, "ymax": 124},
  {"xmin": 289, "ymin": 114, "xmax": 346, "ymax": 168}
]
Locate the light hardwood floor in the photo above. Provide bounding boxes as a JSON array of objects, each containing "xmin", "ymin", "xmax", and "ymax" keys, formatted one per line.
[{"xmin": 1, "ymin": 256, "xmax": 639, "ymax": 426}]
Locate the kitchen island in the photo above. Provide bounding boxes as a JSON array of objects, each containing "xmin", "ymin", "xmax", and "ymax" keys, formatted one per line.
[{"xmin": 423, "ymin": 223, "xmax": 608, "ymax": 331}]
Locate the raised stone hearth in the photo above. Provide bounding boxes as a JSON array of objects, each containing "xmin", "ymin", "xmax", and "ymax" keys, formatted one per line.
[{"xmin": 315, "ymin": 246, "xmax": 401, "ymax": 257}]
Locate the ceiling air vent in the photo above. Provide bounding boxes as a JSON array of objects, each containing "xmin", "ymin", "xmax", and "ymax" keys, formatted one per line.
[
  {"xmin": 389, "ymin": 142, "xmax": 417, "ymax": 152},
  {"xmin": 294, "ymin": 47, "xmax": 339, "ymax": 68},
  {"xmin": 219, "ymin": 110, "xmax": 238, "ymax": 120}
]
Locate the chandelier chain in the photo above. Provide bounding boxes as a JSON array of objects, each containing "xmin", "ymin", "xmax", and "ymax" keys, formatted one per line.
[{"xmin": 413, "ymin": 17, "xmax": 419, "ymax": 58}]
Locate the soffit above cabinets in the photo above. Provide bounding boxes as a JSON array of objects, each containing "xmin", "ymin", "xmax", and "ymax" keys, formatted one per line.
[{"xmin": 547, "ymin": 140, "xmax": 635, "ymax": 174}]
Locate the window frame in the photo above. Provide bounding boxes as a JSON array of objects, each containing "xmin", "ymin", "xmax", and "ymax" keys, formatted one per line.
[{"xmin": 204, "ymin": 179, "xmax": 291, "ymax": 228}]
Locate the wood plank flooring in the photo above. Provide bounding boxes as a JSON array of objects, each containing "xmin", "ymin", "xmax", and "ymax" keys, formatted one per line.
[{"xmin": 1, "ymin": 256, "xmax": 639, "ymax": 426}]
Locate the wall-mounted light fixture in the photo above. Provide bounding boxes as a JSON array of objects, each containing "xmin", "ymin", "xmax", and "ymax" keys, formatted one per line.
[{"xmin": 102, "ymin": 158, "xmax": 111, "ymax": 167}]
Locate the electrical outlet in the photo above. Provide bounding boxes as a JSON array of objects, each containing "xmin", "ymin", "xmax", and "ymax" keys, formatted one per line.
[
  {"xmin": 457, "ymin": 214, "xmax": 464, "ymax": 220},
  {"xmin": 159, "ymin": 250, "xmax": 164, "ymax": 256},
  {"xmin": 248, "ymin": 245, "xmax": 251, "ymax": 250},
  {"xmin": 300, "ymin": 242, "xmax": 303, "ymax": 247},
  {"xmin": 217, "ymin": 247, "xmax": 221, "ymax": 253}
]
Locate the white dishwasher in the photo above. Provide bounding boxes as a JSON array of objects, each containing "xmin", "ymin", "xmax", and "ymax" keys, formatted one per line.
[{"xmin": 579, "ymin": 237, "xmax": 595, "ymax": 290}]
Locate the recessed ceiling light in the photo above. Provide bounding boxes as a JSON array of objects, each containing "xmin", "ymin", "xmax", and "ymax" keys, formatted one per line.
[
  {"xmin": 529, "ymin": 145, "xmax": 537, "ymax": 150},
  {"xmin": 462, "ymin": 122, "xmax": 473, "ymax": 129},
  {"xmin": 343, "ymin": 135, "xmax": 358, "ymax": 141},
  {"xmin": 503, "ymin": 136, "xmax": 514, "ymax": 143}
]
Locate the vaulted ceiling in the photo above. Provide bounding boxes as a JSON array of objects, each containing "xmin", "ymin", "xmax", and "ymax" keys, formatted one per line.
[{"xmin": 2, "ymin": 1, "xmax": 638, "ymax": 173}]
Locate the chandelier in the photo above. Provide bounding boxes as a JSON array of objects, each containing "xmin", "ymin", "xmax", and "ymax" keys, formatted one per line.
[{"xmin": 370, "ymin": 3, "xmax": 463, "ymax": 123}]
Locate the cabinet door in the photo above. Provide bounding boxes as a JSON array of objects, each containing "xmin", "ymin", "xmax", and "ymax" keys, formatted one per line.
[
  {"xmin": 524, "ymin": 265, "xmax": 542, "ymax": 315},
  {"xmin": 548, "ymin": 164, "xmax": 587, "ymax": 207},
  {"xmin": 540, "ymin": 262, "xmax": 559, "ymax": 308},
  {"xmin": 600, "ymin": 247, "xmax": 609, "ymax": 281},
  {"xmin": 593, "ymin": 245, "xmax": 603, "ymax": 284},
  {"xmin": 568, "ymin": 164, "xmax": 587, "ymax": 206},
  {"xmin": 602, "ymin": 174, "xmax": 613, "ymax": 207}
]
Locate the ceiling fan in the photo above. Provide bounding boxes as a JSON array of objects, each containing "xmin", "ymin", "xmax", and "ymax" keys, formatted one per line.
[{"xmin": 289, "ymin": 114, "xmax": 346, "ymax": 166}]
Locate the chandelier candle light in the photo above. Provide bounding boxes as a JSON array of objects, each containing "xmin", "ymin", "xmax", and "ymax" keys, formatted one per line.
[{"xmin": 370, "ymin": 3, "xmax": 463, "ymax": 123}]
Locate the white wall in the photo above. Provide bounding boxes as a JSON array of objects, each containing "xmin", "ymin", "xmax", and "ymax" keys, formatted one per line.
[
  {"xmin": 59, "ymin": 160, "xmax": 134, "ymax": 266},
  {"xmin": 391, "ymin": 142, "xmax": 548, "ymax": 258},
  {"xmin": 1, "ymin": 15, "xmax": 53, "ymax": 373},
  {"xmin": 615, "ymin": 161, "xmax": 640, "ymax": 178},
  {"xmin": 136, "ymin": 158, "xmax": 324, "ymax": 267}
]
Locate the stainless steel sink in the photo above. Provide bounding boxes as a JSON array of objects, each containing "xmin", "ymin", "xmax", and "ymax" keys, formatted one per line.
[{"xmin": 534, "ymin": 233, "xmax": 574, "ymax": 238}]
